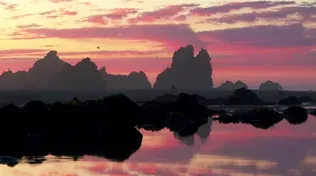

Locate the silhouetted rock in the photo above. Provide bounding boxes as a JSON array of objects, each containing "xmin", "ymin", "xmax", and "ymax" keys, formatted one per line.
[
  {"xmin": 226, "ymin": 87, "xmax": 262, "ymax": 105},
  {"xmin": 192, "ymin": 94, "xmax": 208, "ymax": 105},
  {"xmin": 154, "ymin": 94, "xmax": 178, "ymax": 103},
  {"xmin": 0, "ymin": 156, "xmax": 20, "ymax": 167},
  {"xmin": 205, "ymin": 97, "xmax": 226, "ymax": 105},
  {"xmin": 247, "ymin": 108, "xmax": 283, "ymax": 129},
  {"xmin": 167, "ymin": 113, "xmax": 199, "ymax": 137},
  {"xmin": 0, "ymin": 70, "xmax": 28, "ymax": 90},
  {"xmin": 214, "ymin": 108, "xmax": 283, "ymax": 129},
  {"xmin": 278, "ymin": 96, "xmax": 302, "ymax": 105},
  {"xmin": 172, "ymin": 93, "xmax": 208, "ymax": 125},
  {"xmin": 283, "ymin": 106, "xmax": 308, "ymax": 124},
  {"xmin": 154, "ymin": 45, "xmax": 213, "ymax": 90},
  {"xmin": 235, "ymin": 80, "xmax": 248, "ymax": 89},
  {"xmin": 299, "ymin": 96, "xmax": 315, "ymax": 103},
  {"xmin": 139, "ymin": 101, "xmax": 169, "ymax": 131},
  {"xmin": 22, "ymin": 101, "xmax": 48, "ymax": 135},
  {"xmin": 49, "ymin": 58, "xmax": 107, "ymax": 90},
  {"xmin": 259, "ymin": 81, "xmax": 283, "ymax": 91},
  {"xmin": 99, "ymin": 67, "xmax": 151, "ymax": 89},
  {"xmin": 218, "ymin": 80, "xmax": 248, "ymax": 90},
  {"xmin": 101, "ymin": 94, "xmax": 141, "ymax": 126},
  {"xmin": 27, "ymin": 50, "xmax": 68, "ymax": 89}
]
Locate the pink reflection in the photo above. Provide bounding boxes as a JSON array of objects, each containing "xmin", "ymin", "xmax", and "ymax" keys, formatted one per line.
[{"xmin": 0, "ymin": 116, "xmax": 315, "ymax": 176}]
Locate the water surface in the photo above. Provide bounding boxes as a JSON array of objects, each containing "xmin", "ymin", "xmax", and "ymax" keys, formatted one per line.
[{"xmin": 0, "ymin": 115, "xmax": 315, "ymax": 176}]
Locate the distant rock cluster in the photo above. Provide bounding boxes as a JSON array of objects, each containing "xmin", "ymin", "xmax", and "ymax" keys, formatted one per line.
[
  {"xmin": 0, "ymin": 46, "xmax": 288, "ymax": 91},
  {"xmin": 0, "ymin": 51, "xmax": 152, "ymax": 90},
  {"xmin": 259, "ymin": 81, "xmax": 283, "ymax": 91},
  {"xmin": 154, "ymin": 45, "xmax": 213, "ymax": 90},
  {"xmin": 0, "ymin": 45, "xmax": 215, "ymax": 90},
  {"xmin": 217, "ymin": 80, "xmax": 248, "ymax": 90},
  {"xmin": 99, "ymin": 67, "xmax": 151, "ymax": 90}
]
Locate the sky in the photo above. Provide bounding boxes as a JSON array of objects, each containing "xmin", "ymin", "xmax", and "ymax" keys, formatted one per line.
[{"xmin": 0, "ymin": 0, "xmax": 316, "ymax": 90}]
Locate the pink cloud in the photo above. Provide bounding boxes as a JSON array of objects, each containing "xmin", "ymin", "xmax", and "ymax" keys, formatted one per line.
[
  {"xmin": 5, "ymin": 4, "xmax": 17, "ymax": 10},
  {"xmin": 16, "ymin": 23, "xmax": 41, "ymax": 28},
  {"xmin": 0, "ymin": 2, "xmax": 17, "ymax": 10},
  {"xmin": 49, "ymin": 0, "xmax": 72, "ymax": 3},
  {"xmin": 198, "ymin": 23, "xmax": 316, "ymax": 48},
  {"xmin": 191, "ymin": 1, "xmax": 296, "ymax": 16},
  {"xmin": 47, "ymin": 15, "xmax": 59, "ymax": 19},
  {"xmin": 128, "ymin": 4, "xmax": 197, "ymax": 23},
  {"xmin": 105, "ymin": 8, "xmax": 138, "ymax": 19},
  {"xmin": 11, "ymin": 13, "xmax": 33, "ymax": 19},
  {"xmin": 0, "ymin": 49, "xmax": 47, "ymax": 57},
  {"xmin": 62, "ymin": 10, "xmax": 77, "ymax": 16},
  {"xmin": 82, "ymin": 8, "xmax": 137, "ymax": 24},
  {"xmin": 38, "ymin": 10, "xmax": 57, "ymax": 16},
  {"xmin": 18, "ymin": 24, "xmax": 206, "ymax": 50},
  {"xmin": 82, "ymin": 14, "xmax": 107, "ymax": 24}
]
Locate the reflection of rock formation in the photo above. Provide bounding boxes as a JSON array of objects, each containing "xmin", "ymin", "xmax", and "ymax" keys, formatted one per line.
[
  {"xmin": 218, "ymin": 80, "xmax": 248, "ymax": 90},
  {"xmin": 154, "ymin": 45, "xmax": 213, "ymax": 90},
  {"xmin": 196, "ymin": 117, "xmax": 212, "ymax": 143},
  {"xmin": 99, "ymin": 67, "xmax": 151, "ymax": 89},
  {"xmin": 173, "ymin": 132, "xmax": 195, "ymax": 145},
  {"xmin": 173, "ymin": 117, "xmax": 212, "ymax": 145},
  {"xmin": 214, "ymin": 108, "xmax": 283, "ymax": 129},
  {"xmin": 283, "ymin": 106, "xmax": 308, "ymax": 125},
  {"xmin": 49, "ymin": 58, "xmax": 107, "ymax": 90},
  {"xmin": 214, "ymin": 106, "xmax": 309, "ymax": 129},
  {"xmin": 259, "ymin": 81, "xmax": 283, "ymax": 91}
]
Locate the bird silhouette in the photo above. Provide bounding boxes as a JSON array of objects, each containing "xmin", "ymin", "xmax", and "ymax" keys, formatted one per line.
[{"xmin": 97, "ymin": 46, "xmax": 100, "ymax": 49}]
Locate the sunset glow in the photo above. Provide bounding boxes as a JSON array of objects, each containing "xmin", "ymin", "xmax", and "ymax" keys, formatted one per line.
[{"xmin": 1, "ymin": 0, "xmax": 316, "ymax": 90}]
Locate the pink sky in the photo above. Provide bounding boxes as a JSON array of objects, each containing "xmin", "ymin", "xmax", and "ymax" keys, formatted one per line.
[{"xmin": 1, "ymin": 0, "xmax": 316, "ymax": 90}]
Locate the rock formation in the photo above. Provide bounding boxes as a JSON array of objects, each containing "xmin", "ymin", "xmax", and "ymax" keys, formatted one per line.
[
  {"xmin": 278, "ymin": 96, "xmax": 302, "ymax": 105},
  {"xmin": 259, "ymin": 81, "xmax": 283, "ymax": 91},
  {"xmin": 154, "ymin": 45, "xmax": 213, "ymax": 90},
  {"xmin": 226, "ymin": 87, "xmax": 263, "ymax": 105},
  {"xmin": 218, "ymin": 80, "xmax": 248, "ymax": 90},
  {"xmin": 49, "ymin": 58, "xmax": 107, "ymax": 90},
  {"xmin": 99, "ymin": 67, "xmax": 151, "ymax": 89},
  {"xmin": 0, "ymin": 70, "xmax": 28, "ymax": 90},
  {"xmin": 27, "ymin": 50, "xmax": 67, "ymax": 89}
]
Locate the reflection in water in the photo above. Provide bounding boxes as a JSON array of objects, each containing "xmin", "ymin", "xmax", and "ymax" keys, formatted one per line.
[
  {"xmin": 0, "ymin": 114, "xmax": 315, "ymax": 175},
  {"xmin": 174, "ymin": 118, "xmax": 212, "ymax": 145}
]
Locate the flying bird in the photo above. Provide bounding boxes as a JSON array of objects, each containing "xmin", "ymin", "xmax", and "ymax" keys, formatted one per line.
[{"xmin": 97, "ymin": 46, "xmax": 100, "ymax": 49}]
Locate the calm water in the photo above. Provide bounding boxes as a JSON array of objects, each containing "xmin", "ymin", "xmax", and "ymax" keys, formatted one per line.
[{"xmin": 0, "ymin": 114, "xmax": 315, "ymax": 176}]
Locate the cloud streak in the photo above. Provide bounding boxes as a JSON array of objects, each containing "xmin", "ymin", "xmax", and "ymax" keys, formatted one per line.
[
  {"xmin": 17, "ymin": 24, "xmax": 206, "ymax": 49},
  {"xmin": 198, "ymin": 23, "xmax": 316, "ymax": 48},
  {"xmin": 191, "ymin": 1, "xmax": 296, "ymax": 16},
  {"xmin": 128, "ymin": 4, "xmax": 197, "ymax": 23}
]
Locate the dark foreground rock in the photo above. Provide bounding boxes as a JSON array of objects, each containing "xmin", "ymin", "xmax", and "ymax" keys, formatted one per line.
[
  {"xmin": 0, "ymin": 93, "xmax": 210, "ymax": 166},
  {"xmin": 283, "ymin": 106, "xmax": 308, "ymax": 125},
  {"xmin": 226, "ymin": 87, "xmax": 263, "ymax": 105},
  {"xmin": 278, "ymin": 96, "xmax": 302, "ymax": 105}
]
